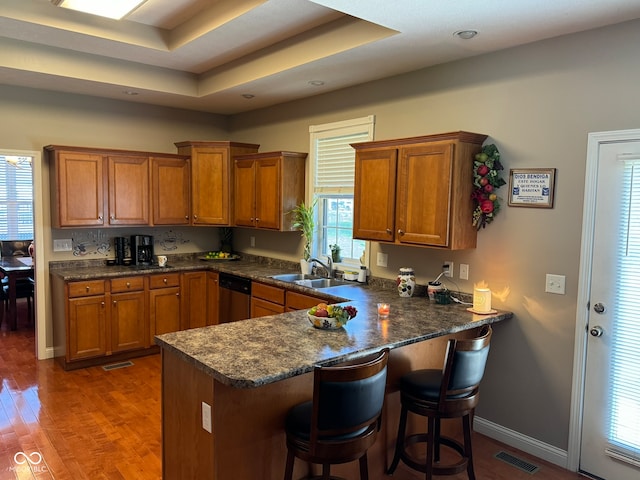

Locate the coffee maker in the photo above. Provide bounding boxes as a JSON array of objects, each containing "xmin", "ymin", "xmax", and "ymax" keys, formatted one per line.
[{"xmin": 131, "ymin": 235, "xmax": 154, "ymax": 265}]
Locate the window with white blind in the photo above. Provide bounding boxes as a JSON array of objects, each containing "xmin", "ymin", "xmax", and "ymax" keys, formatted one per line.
[
  {"xmin": 309, "ymin": 116, "xmax": 374, "ymax": 267},
  {"xmin": 0, "ymin": 156, "xmax": 34, "ymax": 241}
]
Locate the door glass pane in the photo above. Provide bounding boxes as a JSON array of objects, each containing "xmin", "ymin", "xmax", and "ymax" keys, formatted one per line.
[{"xmin": 609, "ymin": 161, "xmax": 640, "ymax": 459}]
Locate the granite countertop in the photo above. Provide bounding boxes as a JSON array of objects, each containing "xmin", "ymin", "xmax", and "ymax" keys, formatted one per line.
[{"xmin": 50, "ymin": 256, "xmax": 513, "ymax": 388}]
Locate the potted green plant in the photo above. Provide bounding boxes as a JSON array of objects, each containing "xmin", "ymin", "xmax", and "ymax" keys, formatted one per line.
[{"xmin": 290, "ymin": 200, "xmax": 316, "ymax": 274}]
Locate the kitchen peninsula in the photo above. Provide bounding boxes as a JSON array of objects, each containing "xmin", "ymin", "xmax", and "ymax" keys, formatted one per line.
[{"xmin": 153, "ymin": 262, "xmax": 511, "ymax": 480}]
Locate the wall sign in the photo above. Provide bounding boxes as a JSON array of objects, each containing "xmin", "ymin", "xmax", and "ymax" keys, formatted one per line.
[{"xmin": 508, "ymin": 168, "xmax": 556, "ymax": 208}]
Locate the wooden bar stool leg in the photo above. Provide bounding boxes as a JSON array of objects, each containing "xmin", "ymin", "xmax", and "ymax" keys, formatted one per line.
[
  {"xmin": 426, "ymin": 416, "xmax": 435, "ymax": 480},
  {"xmin": 359, "ymin": 452, "xmax": 369, "ymax": 480},
  {"xmin": 463, "ymin": 414, "xmax": 476, "ymax": 480},
  {"xmin": 387, "ymin": 406, "xmax": 408, "ymax": 474}
]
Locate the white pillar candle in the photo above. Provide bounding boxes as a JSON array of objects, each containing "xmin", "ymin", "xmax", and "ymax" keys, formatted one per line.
[{"xmin": 473, "ymin": 288, "xmax": 492, "ymax": 313}]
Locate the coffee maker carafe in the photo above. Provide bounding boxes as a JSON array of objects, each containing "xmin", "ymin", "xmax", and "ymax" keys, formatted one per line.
[{"xmin": 131, "ymin": 235, "xmax": 154, "ymax": 265}]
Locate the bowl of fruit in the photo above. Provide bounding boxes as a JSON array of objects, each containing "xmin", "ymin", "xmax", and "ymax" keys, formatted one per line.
[{"xmin": 307, "ymin": 303, "xmax": 358, "ymax": 330}]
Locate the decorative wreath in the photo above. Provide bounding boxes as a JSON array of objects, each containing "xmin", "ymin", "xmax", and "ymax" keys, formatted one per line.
[{"xmin": 472, "ymin": 144, "xmax": 506, "ymax": 229}]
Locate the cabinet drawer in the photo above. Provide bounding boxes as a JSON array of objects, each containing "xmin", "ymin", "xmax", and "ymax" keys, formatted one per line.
[
  {"xmin": 286, "ymin": 291, "xmax": 329, "ymax": 311},
  {"xmin": 252, "ymin": 282, "xmax": 285, "ymax": 305},
  {"xmin": 149, "ymin": 273, "xmax": 181, "ymax": 289},
  {"xmin": 110, "ymin": 276, "xmax": 145, "ymax": 293},
  {"xmin": 68, "ymin": 280, "xmax": 106, "ymax": 298}
]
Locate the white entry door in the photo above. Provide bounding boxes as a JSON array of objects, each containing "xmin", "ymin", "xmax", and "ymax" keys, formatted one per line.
[{"xmin": 579, "ymin": 132, "xmax": 640, "ymax": 479}]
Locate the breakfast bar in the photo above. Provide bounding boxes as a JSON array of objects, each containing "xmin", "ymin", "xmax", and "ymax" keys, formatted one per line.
[{"xmin": 155, "ymin": 297, "xmax": 511, "ymax": 479}]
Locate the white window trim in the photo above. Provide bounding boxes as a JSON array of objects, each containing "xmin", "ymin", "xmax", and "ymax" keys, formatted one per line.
[{"xmin": 308, "ymin": 115, "xmax": 375, "ymax": 269}]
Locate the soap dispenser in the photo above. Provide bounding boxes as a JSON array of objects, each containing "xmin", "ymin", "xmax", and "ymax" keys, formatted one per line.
[{"xmin": 358, "ymin": 266, "xmax": 367, "ymax": 283}]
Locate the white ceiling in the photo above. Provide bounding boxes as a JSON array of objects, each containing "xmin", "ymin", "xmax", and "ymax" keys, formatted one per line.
[{"xmin": 2, "ymin": 0, "xmax": 640, "ymax": 115}]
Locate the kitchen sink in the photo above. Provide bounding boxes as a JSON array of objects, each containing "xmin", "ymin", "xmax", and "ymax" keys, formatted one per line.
[{"xmin": 269, "ymin": 273, "xmax": 356, "ymax": 289}]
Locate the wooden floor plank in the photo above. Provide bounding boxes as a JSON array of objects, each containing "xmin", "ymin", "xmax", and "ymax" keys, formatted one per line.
[{"xmin": 0, "ymin": 299, "xmax": 585, "ymax": 479}]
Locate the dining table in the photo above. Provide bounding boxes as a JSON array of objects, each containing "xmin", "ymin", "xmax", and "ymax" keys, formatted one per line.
[{"xmin": 0, "ymin": 256, "xmax": 34, "ymax": 330}]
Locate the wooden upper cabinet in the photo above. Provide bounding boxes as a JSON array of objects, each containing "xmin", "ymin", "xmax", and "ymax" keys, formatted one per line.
[
  {"xmin": 107, "ymin": 155, "xmax": 149, "ymax": 225},
  {"xmin": 174, "ymin": 141, "xmax": 260, "ymax": 226},
  {"xmin": 47, "ymin": 148, "xmax": 106, "ymax": 227},
  {"xmin": 353, "ymin": 148, "xmax": 397, "ymax": 242},
  {"xmin": 151, "ymin": 155, "xmax": 191, "ymax": 225},
  {"xmin": 352, "ymin": 131, "xmax": 487, "ymax": 250},
  {"xmin": 233, "ymin": 151, "xmax": 307, "ymax": 231}
]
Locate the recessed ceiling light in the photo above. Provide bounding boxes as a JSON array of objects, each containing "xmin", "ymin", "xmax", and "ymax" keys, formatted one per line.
[
  {"xmin": 308, "ymin": 80, "xmax": 325, "ymax": 87},
  {"xmin": 454, "ymin": 30, "xmax": 478, "ymax": 40},
  {"xmin": 51, "ymin": 0, "xmax": 147, "ymax": 20},
  {"xmin": 242, "ymin": 94, "xmax": 255, "ymax": 99}
]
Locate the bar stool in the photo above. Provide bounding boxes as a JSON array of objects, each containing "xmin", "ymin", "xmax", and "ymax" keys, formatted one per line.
[
  {"xmin": 283, "ymin": 348, "xmax": 389, "ymax": 480},
  {"xmin": 387, "ymin": 326, "xmax": 492, "ymax": 480}
]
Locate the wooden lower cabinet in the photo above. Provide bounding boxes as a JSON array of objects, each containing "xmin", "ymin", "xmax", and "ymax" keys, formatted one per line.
[
  {"xmin": 182, "ymin": 271, "xmax": 208, "ymax": 329},
  {"xmin": 111, "ymin": 290, "xmax": 147, "ymax": 353},
  {"xmin": 285, "ymin": 290, "xmax": 330, "ymax": 312},
  {"xmin": 251, "ymin": 282, "xmax": 285, "ymax": 317},
  {"xmin": 68, "ymin": 294, "xmax": 108, "ymax": 361},
  {"xmin": 207, "ymin": 271, "xmax": 220, "ymax": 325},
  {"xmin": 149, "ymin": 273, "xmax": 182, "ymax": 343}
]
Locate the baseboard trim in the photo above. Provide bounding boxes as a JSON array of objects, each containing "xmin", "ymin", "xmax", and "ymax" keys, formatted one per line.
[{"xmin": 474, "ymin": 416, "xmax": 570, "ymax": 469}]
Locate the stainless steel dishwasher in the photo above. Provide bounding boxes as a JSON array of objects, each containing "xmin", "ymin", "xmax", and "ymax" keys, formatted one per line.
[{"xmin": 218, "ymin": 273, "xmax": 251, "ymax": 323}]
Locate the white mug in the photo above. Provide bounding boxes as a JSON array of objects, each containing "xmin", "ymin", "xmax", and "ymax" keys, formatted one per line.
[{"xmin": 156, "ymin": 255, "xmax": 168, "ymax": 267}]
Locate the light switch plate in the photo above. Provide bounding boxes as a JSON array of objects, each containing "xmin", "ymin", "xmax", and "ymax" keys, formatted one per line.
[
  {"xmin": 202, "ymin": 402, "xmax": 212, "ymax": 433},
  {"xmin": 460, "ymin": 264, "xmax": 469, "ymax": 280},
  {"xmin": 545, "ymin": 274, "xmax": 566, "ymax": 295},
  {"xmin": 377, "ymin": 252, "xmax": 388, "ymax": 267}
]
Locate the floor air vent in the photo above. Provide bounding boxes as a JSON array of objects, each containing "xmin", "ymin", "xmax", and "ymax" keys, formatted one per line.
[
  {"xmin": 102, "ymin": 361, "xmax": 134, "ymax": 371},
  {"xmin": 494, "ymin": 451, "xmax": 540, "ymax": 474}
]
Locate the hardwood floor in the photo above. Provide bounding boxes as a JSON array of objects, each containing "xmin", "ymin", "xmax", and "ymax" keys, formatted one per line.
[{"xmin": 0, "ymin": 300, "xmax": 585, "ymax": 479}]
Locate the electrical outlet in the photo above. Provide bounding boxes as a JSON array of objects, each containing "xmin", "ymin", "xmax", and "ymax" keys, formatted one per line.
[
  {"xmin": 460, "ymin": 264, "xmax": 469, "ymax": 280},
  {"xmin": 202, "ymin": 402, "xmax": 212, "ymax": 433},
  {"xmin": 377, "ymin": 252, "xmax": 388, "ymax": 267},
  {"xmin": 53, "ymin": 238, "xmax": 73, "ymax": 252},
  {"xmin": 250, "ymin": 236, "xmax": 255, "ymax": 247},
  {"xmin": 545, "ymin": 274, "xmax": 566, "ymax": 295},
  {"xmin": 443, "ymin": 261, "xmax": 453, "ymax": 278}
]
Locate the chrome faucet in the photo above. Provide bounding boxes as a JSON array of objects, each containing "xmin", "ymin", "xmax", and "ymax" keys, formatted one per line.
[{"xmin": 310, "ymin": 255, "xmax": 333, "ymax": 278}]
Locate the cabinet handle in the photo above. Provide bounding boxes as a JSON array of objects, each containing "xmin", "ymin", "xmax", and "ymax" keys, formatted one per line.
[
  {"xmin": 126, "ymin": 282, "xmax": 131, "ymax": 288},
  {"xmin": 98, "ymin": 215, "xmax": 103, "ymax": 221},
  {"xmin": 85, "ymin": 286, "xmax": 90, "ymax": 292},
  {"xmin": 176, "ymin": 293, "xmax": 180, "ymax": 297},
  {"xmin": 101, "ymin": 301, "xmax": 105, "ymax": 307},
  {"xmin": 185, "ymin": 215, "xmax": 189, "ymax": 220},
  {"xmin": 194, "ymin": 214, "xmax": 198, "ymax": 220},
  {"xmin": 256, "ymin": 218, "xmax": 260, "ymax": 223},
  {"xmin": 397, "ymin": 229, "xmax": 405, "ymax": 236},
  {"xmin": 110, "ymin": 215, "xmax": 115, "ymax": 221},
  {"xmin": 386, "ymin": 228, "xmax": 392, "ymax": 235},
  {"xmin": 113, "ymin": 300, "xmax": 117, "ymax": 306},
  {"xmin": 250, "ymin": 217, "xmax": 254, "ymax": 222},
  {"xmin": 163, "ymin": 278, "xmax": 168, "ymax": 284}
]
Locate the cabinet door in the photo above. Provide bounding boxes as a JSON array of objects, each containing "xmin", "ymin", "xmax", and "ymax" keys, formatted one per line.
[
  {"xmin": 353, "ymin": 148, "xmax": 397, "ymax": 242},
  {"xmin": 396, "ymin": 143, "xmax": 454, "ymax": 246},
  {"xmin": 251, "ymin": 297, "xmax": 285, "ymax": 318},
  {"xmin": 151, "ymin": 157, "xmax": 190, "ymax": 225},
  {"xmin": 56, "ymin": 151, "xmax": 105, "ymax": 227},
  {"xmin": 68, "ymin": 295, "xmax": 108, "ymax": 361},
  {"xmin": 149, "ymin": 287, "xmax": 181, "ymax": 342},
  {"xmin": 285, "ymin": 291, "xmax": 328, "ymax": 311},
  {"xmin": 108, "ymin": 155, "xmax": 149, "ymax": 225},
  {"xmin": 182, "ymin": 271, "xmax": 208, "ymax": 329},
  {"xmin": 207, "ymin": 272, "xmax": 219, "ymax": 326},
  {"xmin": 111, "ymin": 291, "xmax": 147, "ymax": 352},
  {"xmin": 233, "ymin": 159, "xmax": 256, "ymax": 227},
  {"xmin": 254, "ymin": 157, "xmax": 281, "ymax": 230},
  {"xmin": 191, "ymin": 147, "xmax": 230, "ymax": 225}
]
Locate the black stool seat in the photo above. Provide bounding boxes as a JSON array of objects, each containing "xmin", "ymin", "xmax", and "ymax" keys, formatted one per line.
[
  {"xmin": 284, "ymin": 349, "xmax": 389, "ymax": 480},
  {"xmin": 387, "ymin": 326, "xmax": 492, "ymax": 480}
]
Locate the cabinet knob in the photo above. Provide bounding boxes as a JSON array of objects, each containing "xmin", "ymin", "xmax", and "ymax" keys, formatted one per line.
[
  {"xmin": 126, "ymin": 282, "xmax": 131, "ymax": 288},
  {"xmin": 101, "ymin": 301, "xmax": 105, "ymax": 307},
  {"xmin": 185, "ymin": 215, "xmax": 189, "ymax": 220},
  {"xmin": 386, "ymin": 228, "xmax": 392, "ymax": 235},
  {"xmin": 194, "ymin": 214, "xmax": 198, "ymax": 220},
  {"xmin": 85, "ymin": 286, "xmax": 90, "ymax": 292},
  {"xmin": 255, "ymin": 218, "xmax": 260, "ymax": 223},
  {"xmin": 250, "ymin": 217, "xmax": 254, "ymax": 222},
  {"xmin": 113, "ymin": 300, "xmax": 117, "ymax": 306},
  {"xmin": 397, "ymin": 229, "xmax": 405, "ymax": 236},
  {"xmin": 176, "ymin": 293, "xmax": 180, "ymax": 297},
  {"xmin": 98, "ymin": 215, "xmax": 103, "ymax": 221},
  {"xmin": 110, "ymin": 215, "xmax": 115, "ymax": 220},
  {"xmin": 163, "ymin": 278, "xmax": 168, "ymax": 284}
]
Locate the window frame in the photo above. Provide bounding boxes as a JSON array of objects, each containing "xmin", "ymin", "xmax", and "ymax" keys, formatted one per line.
[
  {"xmin": 308, "ymin": 115, "xmax": 375, "ymax": 269},
  {"xmin": 0, "ymin": 154, "xmax": 34, "ymax": 241}
]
